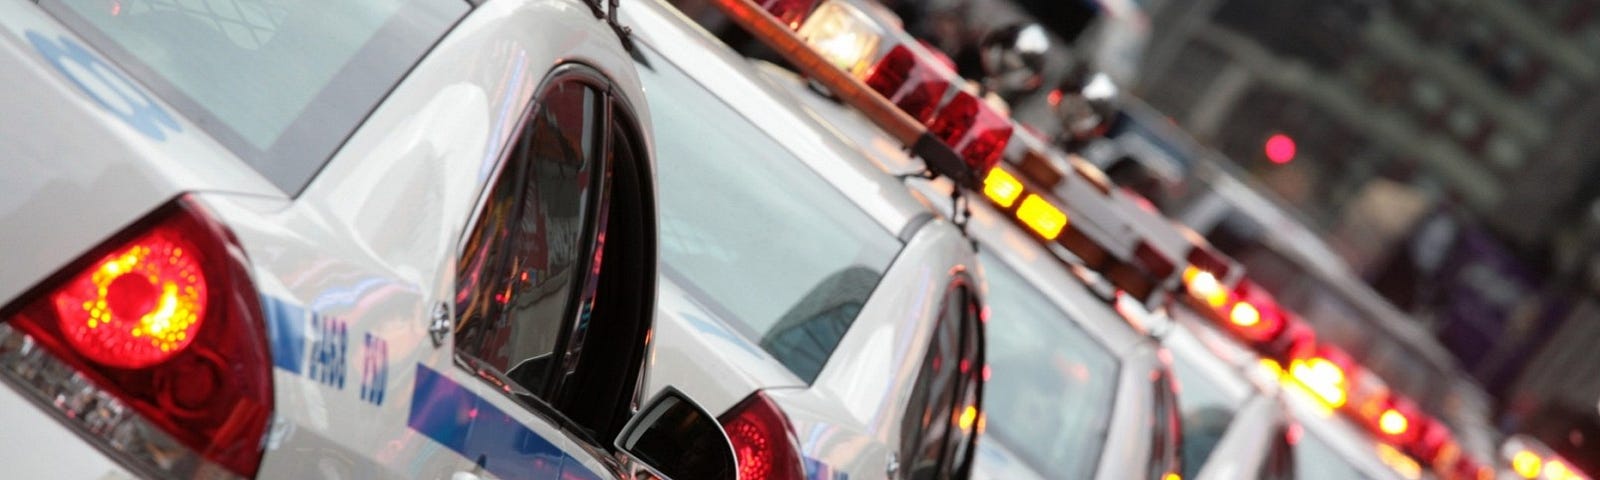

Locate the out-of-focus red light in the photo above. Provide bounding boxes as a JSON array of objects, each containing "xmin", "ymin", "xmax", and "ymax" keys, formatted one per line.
[
  {"xmin": 1379, "ymin": 408, "xmax": 1409, "ymax": 436},
  {"xmin": 928, "ymin": 91, "xmax": 1013, "ymax": 175},
  {"xmin": 759, "ymin": 0, "xmax": 821, "ymax": 29},
  {"xmin": 865, "ymin": 45, "xmax": 951, "ymax": 123},
  {"xmin": 1265, "ymin": 133, "xmax": 1296, "ymax": 164},
  {"xmin": 52, "ymin": 231, "xmax": 207, "ymax": 368}
]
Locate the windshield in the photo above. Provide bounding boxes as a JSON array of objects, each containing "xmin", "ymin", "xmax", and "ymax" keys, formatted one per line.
[
  {"xmin": 44, "ymin": 0, "xmax": 467, "ymax": 193},
  {"xmin": 979, "ymin": 251, "xmax": 1120, "ymax": 479},
  {"xmin": 640, "ymin": 46, "xmax": 902, "ymax": 383}
]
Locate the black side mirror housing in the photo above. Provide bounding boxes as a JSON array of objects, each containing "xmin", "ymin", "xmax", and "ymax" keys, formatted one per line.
[{"xmin": 614, "ymin": 387, "xmax": 736, "ymax": 480}]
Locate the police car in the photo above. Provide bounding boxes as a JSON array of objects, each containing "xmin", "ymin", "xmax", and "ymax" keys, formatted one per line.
[
  {"xmin": 619, "ymin": 1, "xmax": 992, "ymax": 479},
  {"xmin": 0, "ymin": 0, "xmax": 739, "ymax": 478}
]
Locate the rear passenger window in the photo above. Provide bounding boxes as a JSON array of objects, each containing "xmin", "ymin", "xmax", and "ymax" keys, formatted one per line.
[
  {"xmin": 899, "ymin": 283, "xmax": 983, "ymax": 480},
  {"xmin": 979, "ymin": 253, "xmax": 1119, "ymax": 480},
  {"xmin": 454, "ymin": 79, "xmax": 603, "ymax": 396},
  {"xmin": 638, "ymin": 46, "xmax": 901, "ymax": 382}
]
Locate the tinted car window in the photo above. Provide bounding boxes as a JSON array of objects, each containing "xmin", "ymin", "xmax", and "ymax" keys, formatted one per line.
[
  {"xmin": 44, "ymin": 0, "xmax": 468, "ymax": 193},
  {"xmin": 454, "ymin": 80, "xmax": 602, "ymax": 396},
  {"xmin": 980, "ymin": 253, "xmax": 1119, "ymax": 479},
  {"xmin": 899, "ymin": 283, "xmax": 983, "ymax": 480},
  {"xmin": 641, "ymin": 47, "xmax": 901, "ymax": 383}
]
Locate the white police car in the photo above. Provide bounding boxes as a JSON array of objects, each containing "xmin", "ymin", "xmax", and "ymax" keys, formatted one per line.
[
  {"xmin": 0, "ymin": 0, "xmax": 738, "ymax": 478},
  {"xmin": 618, "ymin": 1, "xmax": 990, "ymax": 478}
]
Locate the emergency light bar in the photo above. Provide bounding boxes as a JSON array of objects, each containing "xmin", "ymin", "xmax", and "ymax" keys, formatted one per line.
[{"xmin": 711, "ymin": 0, "xmax": 996, "ymax": 189}]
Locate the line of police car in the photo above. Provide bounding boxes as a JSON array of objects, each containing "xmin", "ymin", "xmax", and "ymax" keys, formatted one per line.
[{"xmin": 0, "ymin": 0, "xmax": 1580, "ymax": 478}]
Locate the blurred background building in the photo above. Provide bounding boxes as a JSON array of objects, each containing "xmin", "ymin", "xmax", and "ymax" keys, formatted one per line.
[{"xmin": 1119, "ymin": 0, "xmax": 1600, "ymax": 464}]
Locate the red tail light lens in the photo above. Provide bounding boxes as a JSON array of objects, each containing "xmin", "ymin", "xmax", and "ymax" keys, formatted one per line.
[
  {"xmin": 53, "ymin": 230, "xmax": 208, "ymax": 369},
  {"xmin": 1, "ymin": 196, "xmax": 273, "ymax": 477},
  {"xmin": 927, "ymin": 91, "xmax": 1013, "ymax": 176},
  {"xmin": 720, "ymin": 391, "xmax": 806, "ymax": 480},
  {"xmin": 865, "ymin": 45, "xmax": 952, "ymax": 123},
  {"xmin": 759, "ymin": 0, "xmax": 821, "ymax": 29}
]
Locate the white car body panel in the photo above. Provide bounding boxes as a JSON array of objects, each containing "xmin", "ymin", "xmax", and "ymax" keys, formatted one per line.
[
  {"xmin": 768, "ymin": 220, "xmax": 979, "ymax": 478},
  {"xmin": 0, "ymin": 0, "xmax": 280, "ymax": 307}
]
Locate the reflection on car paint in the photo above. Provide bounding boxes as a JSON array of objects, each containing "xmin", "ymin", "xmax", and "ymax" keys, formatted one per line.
[
  {"xmin": 25, "ymin": 30, "xmax": 179, "ymax": 140},
  {"xmin": 408, "ymin": 364, "xmax": 599, "ymax": 480}
]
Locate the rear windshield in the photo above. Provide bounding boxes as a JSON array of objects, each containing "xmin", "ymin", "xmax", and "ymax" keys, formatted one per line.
[
  {"xmin": 640, "ymin": 46, "xmax": 901, "ymax": 383},
  {"xmin": 980, "ymin": 252, "xmax": 1120, "ymax": 479},
  {"xmin": 43, "ymin": 0, "xmax": 468, "ymax": 193}
]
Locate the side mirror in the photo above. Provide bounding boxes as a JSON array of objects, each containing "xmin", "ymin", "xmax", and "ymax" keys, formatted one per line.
[{"xmin": 615, "ymin": 387, "xmax": 736, "ymax": 480}]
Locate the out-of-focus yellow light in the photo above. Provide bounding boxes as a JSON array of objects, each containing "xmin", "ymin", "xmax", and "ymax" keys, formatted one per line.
[
  {"xmin": 1230, "ymin": 301, "xmax": 1261, "ymax": 327},
  {"xmin": 1375, "ymin": 443, "xmax": 1422, "ymax": 480},
  {"xmin": 983, "ymin": 168, "xmax": 1025, "ymax": 207},
  {"xmin": 1545, "ymin": 460, "xmax": 1579, "ymax": 480},
  {"xmin": 1183, "ymin": 266, "xmax": 1229, "ymax": 308},
  {"xmin": 1289, "ymin": 357, "xmax": 1347, "ymax": 408},
  {"xmin": 1259, "ymin": 358, "xmax": 1284, "ymax": 377},
  {"xmin": 1162, "ymin": 473, "xmax": 1181, "ymax": 480},
  {"xmin": 1016, "ymin": 195, "xmax": 1068, "ymax": 240},
  {"xmin": 1378, "ymin": 408, "xmax": 1409, "ymax": 436},
  {"xmin": 958, "ymin": 405, "xmax": 978, "ymax": 432},
  {"xmin": 796, "ymin": 1, "xmax": 882, "ymax": 77},
  {"xmin": 1512, "ymin": 449, "xmax": 1543, "ymax": 478}
]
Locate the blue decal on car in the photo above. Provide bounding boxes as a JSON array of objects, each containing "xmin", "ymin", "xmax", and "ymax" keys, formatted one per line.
[
  {"xmin": 408, "ymin": 364, "xmax": 598, "ymax": 480},
  {"xmin": 25, "ymin": 31, "xmax": 180, "ymax": 140},
  {"xmin": 308, "ymin": 314, "xmax": 348, "ymax": 389},
  {"xmin": 805, "ymin": 456, "xmax": 850, "ymax": 480},
  {"xmin": 262, "ymin": 296, "xmax": 308, "ymax": 374},
  {"xmin": 360, "ymin": 332, "xmax": 389, "ymax": 405}
]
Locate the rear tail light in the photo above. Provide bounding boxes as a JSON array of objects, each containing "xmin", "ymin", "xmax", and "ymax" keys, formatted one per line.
[
  {"xmin": 864, "ymin": 45, "xmax": 952, "ymax": 123},
  {"xmin": 0, "ymin": 196, "xmax": 273, "ymax": 478},
  {"xmin": 720, "ymin": 391, "xmax": 805, "ymax": 480},
  {"xmin": 795, "ymin": 1, "xmax": 882, "ymax": 76},
  {"xmin": 927, "ymin": 91, "xmax": 1013, "ymax": 176},
  {"xmin": 758, "ymin": 0, "xmax": 822, "ymax": 29}
]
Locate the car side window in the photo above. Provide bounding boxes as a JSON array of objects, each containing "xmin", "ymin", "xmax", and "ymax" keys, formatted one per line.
[
  {"xmin": 900, "ymin": 281, "xmax": 982, "ymax": 480},
  {"xmin": 1150, "ymin": 367, "xmax": 1184, "ymax": 479},
  {"xmin": 454, "ymin": 79, "xmax": 602, "ymax": 397}
]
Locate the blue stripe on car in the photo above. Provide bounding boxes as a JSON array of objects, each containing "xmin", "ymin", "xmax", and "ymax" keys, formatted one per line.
[
  {"xmin": 408, "ymin": 364, "xmax": 598, "ymax": 480},
  {"xmin": 262, "ymin": 296, "xmax": 308, "ymax": 374}
]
